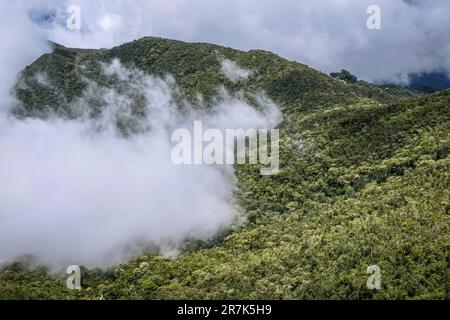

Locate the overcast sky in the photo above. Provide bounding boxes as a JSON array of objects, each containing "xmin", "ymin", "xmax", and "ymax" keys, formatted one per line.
[{"xmin": 1, "ymin": 0, "xmax": 450, "ymax": 99}]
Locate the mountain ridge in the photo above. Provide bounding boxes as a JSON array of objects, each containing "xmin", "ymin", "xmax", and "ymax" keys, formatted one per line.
[{"xmin": 16, "ymin": 37, "xmax": 419, "ymax": 118}]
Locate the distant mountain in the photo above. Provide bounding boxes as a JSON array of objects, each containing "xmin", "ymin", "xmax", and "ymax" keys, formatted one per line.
[
  {"xmin": 408, "ymin": 71, "xmax": 450, "ymax": 93},
  {"xmin": 2, "ymin": 37, "xmax": 449, "ymax": 300},
  {"xmin": 330, "ymin": 68, "xmax": 450, "ymax": 94}
]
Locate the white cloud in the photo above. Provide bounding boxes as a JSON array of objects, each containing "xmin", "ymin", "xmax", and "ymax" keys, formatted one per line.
[
  {"xmin": 220, "ymin": 59, "xmax": 252, "ymax": 83},
  {"xmin": 0, "ymin": 60, "xmax": 280, "ymax": 267},
  {"xmin": 1, "ymin": 0, "xmax": 450, "ymax": 94}
]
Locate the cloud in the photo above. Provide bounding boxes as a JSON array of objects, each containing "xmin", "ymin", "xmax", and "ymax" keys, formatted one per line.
[
  {"xmin": 1, "ymin": 0, "xmax": 449, "ymax": 92},
  {"xmin": 0, "ymin": 1, "xmax": 49, "ymax": 110},
  {"xmin": 220, "ymin": 59, "xmax": 252, "ymax": 83},
  {"xmin": 0, "ymin": 60, "xmax": 280, "ymax": 268},
  {"xmin": 38, "ymin": 0, "xmax": 450, "ymax": 83}
]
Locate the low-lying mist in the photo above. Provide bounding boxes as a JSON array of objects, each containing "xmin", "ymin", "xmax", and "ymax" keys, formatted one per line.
[{"xmin": 0, "ymin": 60, "xmax": 280, "ymax": 268}]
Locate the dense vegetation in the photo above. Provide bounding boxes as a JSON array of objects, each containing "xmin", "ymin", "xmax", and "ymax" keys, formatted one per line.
[{"xmin": 2, "ymin": 37, "xmax": 449, "ymax": 299}]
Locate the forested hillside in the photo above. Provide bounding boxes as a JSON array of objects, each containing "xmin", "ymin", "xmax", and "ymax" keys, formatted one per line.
[{"xmin": 1, "ymin": 37, "xmax": 449, "ymax": 299}]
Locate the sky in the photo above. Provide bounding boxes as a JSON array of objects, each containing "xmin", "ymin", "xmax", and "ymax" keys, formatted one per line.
[{"xmin": 0, "ymin": 0, "xmax": 450, "ymax": 96}]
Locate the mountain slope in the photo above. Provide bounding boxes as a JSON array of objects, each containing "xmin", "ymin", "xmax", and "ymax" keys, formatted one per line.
[
  {"xmin": 1, "ymin": 37, "xmax": 449, "ymax": 300},
  {"xmin": 15, "ymin": 37, "xmax": 419, "ymax": 117}
]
